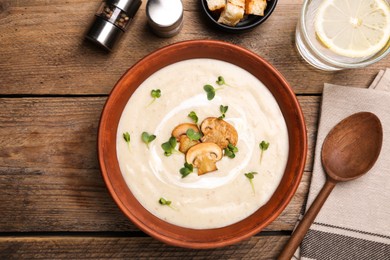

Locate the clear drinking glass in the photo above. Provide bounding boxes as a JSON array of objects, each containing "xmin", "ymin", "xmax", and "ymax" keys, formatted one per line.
[{"xmin": 295, "ymin": 0, "xmax": 390, "ymax": 71}]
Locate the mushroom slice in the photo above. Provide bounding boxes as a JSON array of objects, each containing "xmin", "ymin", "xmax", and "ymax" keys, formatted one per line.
[
  {"xmin": 186, "ymin": 142, "xmax": 223, "ymax": 175},
  {"xmin": 200, "ymin": 117, "xmax": 238, "ymax": 149},
  {"xmin": 178, "ymin": 135, "xmax": 200, "ymax": 154},
  {"xmin": 172, "ymin": 123, "xmax": 200, "ymax": 153}
]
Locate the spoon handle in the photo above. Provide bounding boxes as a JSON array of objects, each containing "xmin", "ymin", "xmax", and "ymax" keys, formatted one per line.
[{"xmin": 278, "ymin": 179, "xmax": 336, "ymax": 260}]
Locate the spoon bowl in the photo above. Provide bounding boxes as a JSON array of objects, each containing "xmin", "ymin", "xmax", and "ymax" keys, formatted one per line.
[
  {"xmin": 278, "ymin": 112, "xmax": 383, "ymax": 259},
  {"xmin": 322, "ymin": 112, "xmax": 383, "ymax": 182}
]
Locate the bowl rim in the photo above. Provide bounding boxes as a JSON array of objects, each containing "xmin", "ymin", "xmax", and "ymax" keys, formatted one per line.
[
  {"xmin": 200, "ymin": 0, "xmax": 279, "ymax": 33},
  {"xmin": 98, "ymin": 39, "xmax": 307, "ymax": 249}
]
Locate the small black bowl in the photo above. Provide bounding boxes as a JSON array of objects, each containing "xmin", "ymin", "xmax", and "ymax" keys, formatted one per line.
[{"xmin": 200, "ymin": 0, "xmax": 278, "ymax": 33}]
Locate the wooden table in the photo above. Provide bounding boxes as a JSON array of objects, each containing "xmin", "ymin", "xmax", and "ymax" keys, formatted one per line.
[{"xmin": 0, "ymin": 0, "xmax": 388, "ymax": 258}]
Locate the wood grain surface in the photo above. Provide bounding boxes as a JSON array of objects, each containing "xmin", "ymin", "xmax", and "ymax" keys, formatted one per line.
[
  {"xmin": 0, "ymin": 0, "xmax": 388, "ymax": 258},
  {"xmin": 0, "ymin": 236, "xmax": 289, "ymax": 259},
  {"xmin": 0, "ymin": 0, "xmax": 387, "ymax": 95}
]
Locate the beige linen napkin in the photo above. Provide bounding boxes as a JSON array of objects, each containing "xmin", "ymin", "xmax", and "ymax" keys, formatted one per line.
[
  {"xmin": 297, "ymin": 69, "xmax": 390, "ymax": 260},
  {"xmin": 369, "ymin": 68, "xmax": 390, "ymax": 91}
]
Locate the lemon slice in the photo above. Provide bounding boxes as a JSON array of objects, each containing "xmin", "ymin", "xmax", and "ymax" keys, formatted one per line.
[{"xmin": 315, "ymin": 0, "xmax": 390, "ymax": 58}]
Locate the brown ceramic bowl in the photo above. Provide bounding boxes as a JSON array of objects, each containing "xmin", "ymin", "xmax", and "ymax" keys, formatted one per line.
[{"xmin": 98, "ymin": 40, "xmax": 307, "ymax": 249}]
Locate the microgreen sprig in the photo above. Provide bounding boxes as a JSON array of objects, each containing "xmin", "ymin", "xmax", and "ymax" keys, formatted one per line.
[
  {"xmin": 224, "ymin": 143, "xmax": 238, "ymax": 158},
  {"xmin": 159, "ymin": 197, "xmax": 176, "ymax": 209},
  {"xmin": 188, "ymin": 111, "xmax": 199, "ymax": 124},
  {"xmin": 203, "ymin": 84, "xmax": 216, "ymax": 100},
  {"xmin": 186, "ymin": 128, "xmax": 201, "ymax": 141},
  {"xmin": 216, "ymin": 76, "xmax": 233, "ymax": 88},
  {"xmin": 148, "ymin": 89, "xmax": 161, "ymax": 106},
  {"xmin": 219, "ymin": 105, "xmax": 228, "ymax": 119},
  {"xmin": 161, "ymin": 136, "xmax": 178, "ymax": 156},
  {"xmin": 244, "ymin": 172, "xmax": 258, "ymax": 194},
  {"xmin": 179, "ymin": 162, "xmax": 194, "ymax": 178},
  {"xmin": 204, "ymin": 76, "xmax": 232, "ymax": 100},
  {"xmin": 141, "ymin": 131, "xmax": 156, "ymax": 149},
  {"xmin": 259, "ymin": 140, "xmax": 270, "ymax": 163},
  {"xmin": 123, "ymin": 132, "xmax": 131, "ymax": 150}
]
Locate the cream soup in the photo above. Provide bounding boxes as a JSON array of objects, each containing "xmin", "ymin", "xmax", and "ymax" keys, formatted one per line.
[{"xmin": 116, "ymin": 59, "xmax": 289, "ymax": 229}]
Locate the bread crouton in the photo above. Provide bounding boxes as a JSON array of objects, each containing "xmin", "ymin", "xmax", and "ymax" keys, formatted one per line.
[
  {"xmin": 206, "ymin": 0, "xmax": 226, "ymax": 11},
  {"xmin": 245, "ymin": 0, "xmax": 267, "ymax": 16},
  {"xmin": 217, "ymin": 0, "xmax": 245, "ymax": 26}
]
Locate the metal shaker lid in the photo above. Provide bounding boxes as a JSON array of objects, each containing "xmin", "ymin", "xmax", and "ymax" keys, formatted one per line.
[
  {"xmin": 109, "ymin": 0, "xmax": 142, "ymax": 14},
  {"xmin": 146, "ymin": 0, "xmax": 183, "ymax": 37}
]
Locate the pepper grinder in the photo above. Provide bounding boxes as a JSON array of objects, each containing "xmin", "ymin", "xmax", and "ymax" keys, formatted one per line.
[
  {"xmin": 146, "ymin": 0, "xmax": 183, "ymax": 38},
  {"xmin": 86, "ymin": 0, "xmax": 142, "ymax": 51}
]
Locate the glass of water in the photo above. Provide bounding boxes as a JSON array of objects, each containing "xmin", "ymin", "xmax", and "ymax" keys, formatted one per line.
[{"xmin": 295, "ymin": 0, "xmax": 390, "ymax": 71}]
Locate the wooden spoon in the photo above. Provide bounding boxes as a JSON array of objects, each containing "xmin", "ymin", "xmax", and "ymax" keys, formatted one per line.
[{"xmin": 278, "ymin": 112, "xmax": 383, "ymax": 259}]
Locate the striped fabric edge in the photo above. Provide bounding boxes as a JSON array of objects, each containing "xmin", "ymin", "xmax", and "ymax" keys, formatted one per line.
[
  {"xmin": 310, "ymin": 222, "xmax": 390, "ymax": 244},
  {"xmin": 300, "ymin": 222, "xmax": 390, "ymax": 260}
]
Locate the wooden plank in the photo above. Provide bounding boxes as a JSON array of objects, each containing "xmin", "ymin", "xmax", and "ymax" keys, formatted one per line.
[
  {"xmin": 0, "ymin": 235, "xmax": 289, "ymax": 259},
  {"xmin": 0, "ymin": 0, "xmax": 386, "ymax": 95},
  {"xmin": 0, "ymin": 97, "xmax": 133, "ymax": 232},
  {"xmin": 0, "ymin": 96, "xmax": 317, "ymax": 232}
]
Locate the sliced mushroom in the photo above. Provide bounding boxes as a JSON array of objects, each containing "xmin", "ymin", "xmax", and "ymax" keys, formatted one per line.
[
  {"xmin": 200, "ymin": 117, "xmax": 238, "ymax": 149},
  {"xmin": 171, "ymin": 123, "xmax": 200, "ymax": 153},
  {"xmin": 186, "ymin": 142, "xmax": 223, "ymax": 175},
  {"xmin": 177, "ymin": 135, "xmax": 200, "ymax": 154}
]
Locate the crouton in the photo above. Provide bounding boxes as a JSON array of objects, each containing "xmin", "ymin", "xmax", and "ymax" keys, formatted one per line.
[
  {"xmin": 206, "ymin": 0, "xmax": 226, "ymax": 11},
  {"xmin": 245, "ymin": 0, "xmax": 267, "ymax": 16},
  {"xmin": 217, "ymin": 0, "xmax": 245, "ymax": 26}
]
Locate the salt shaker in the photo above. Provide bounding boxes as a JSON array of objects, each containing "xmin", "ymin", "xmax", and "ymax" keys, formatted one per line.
[
  {"xmin": 86, "ymin": 0, "xmax": 142, "ymax": 51},
  {"xmin": 146, "ymin": 0, "xmax": 183, "ymax": 38}
]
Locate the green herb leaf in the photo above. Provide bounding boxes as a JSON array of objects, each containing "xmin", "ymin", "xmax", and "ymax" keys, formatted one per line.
[
  {"xmin": 259, "ymin": 140, "xmax": 270, "ymax": 163},
  {"xmin": 141, "ymin": 131, "xmax": 156, "ymax": 148},
  {"xmin": 186, "ymin": 128, "xmax": 201, "ymax": 141},
  {"xmin": 148, "ymin": 89, "xmax": 161, "ymax": 106},
  {"xmin": 123, "ymin": 132, "xmax": 130, "ymax": 143},
  {"xmin": 216, "ymin": 76, "xmax": 226, "ymax": 86},
  {"xmin": 161, "ymin": 142, "xmax": 173, "ymax": 156},
  {"xmin": 220, "ymin": 105, "xmax": 228, "ymax": 114},
  {"xmin": 159, "ymin": 197, "xmax": 171, "ymax": 205},
  {"xmin": 179, "ymin": 162, "xmax": 194, "ymax": 178},
  {"xmin": 216, "ymin": 75, "xmax": 234, "ymax": 88},
  {"xmin": 229, "ymin": 143, "xmax": 238, "ymax": 153},
  {"xmin": 219, "ymin": 105, "xmax": 228, "ymax": 119},
  {"xmin": 123, "ymin": 132, "xmax": 131, "ymax": 150},
  {"xmin": 203, "ymin": 84, "xmax": 216, "ymax": 100},
  {"xmin": 245, "ymin": 172, "xmax": 258, "ymax": 194},
  {"xmin": 161, "ymin": 136, "xmax": 177, "ymax": 156},
  {"xmin": 169, "ymin": 136, "xmax": 177, "ymax": 148},
  {"xmin": 244, "ymin": 172, "xmax": 257, "ymax": 179},
  {"xmin": 158, "ymin": 197, "xmax": 176, "ymax": 210},
  {"xmin": 188, "ymin": 111, "xmax": 199, "ymax": 124},
  {"xmin": 260, "ymin": 141, "xmax": 270, "ymax": 151},
  {"xmin": 151, "ymin": 89, "xmax": 161, "ymax": 98},
  {"xmin": 224, "ymin": 148, "xmax": 234, "ymax": 158},
  {"xmin": 224, "ymin": 143, "xmax": 238, "ymax": 158}
]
